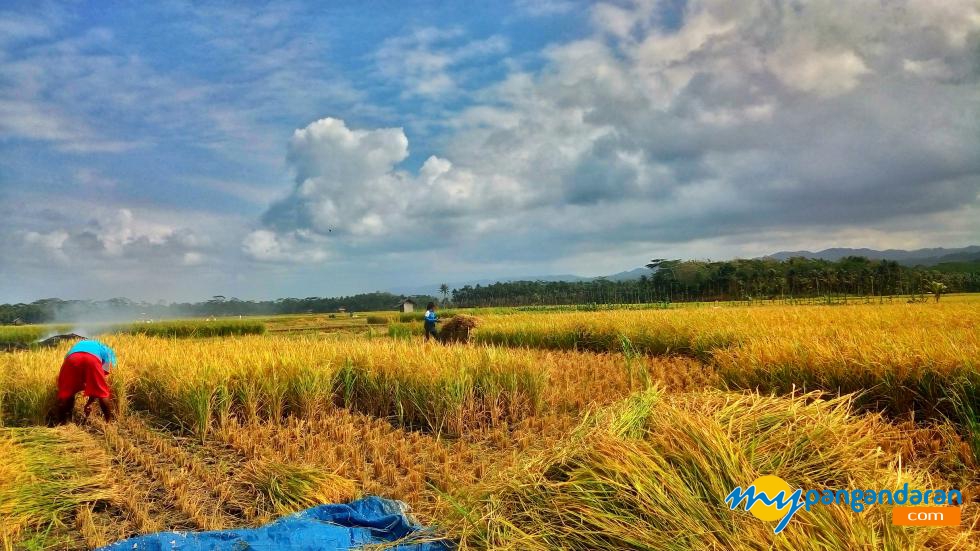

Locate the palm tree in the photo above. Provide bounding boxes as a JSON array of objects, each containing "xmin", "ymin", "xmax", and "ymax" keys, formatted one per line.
[
  {"xmin": 926, "ymin": 281, "xmax": 947, "ymax": 303},
  {"xmin": 439, "ymin": 283, "xmax": 450, "ymax": 305}
]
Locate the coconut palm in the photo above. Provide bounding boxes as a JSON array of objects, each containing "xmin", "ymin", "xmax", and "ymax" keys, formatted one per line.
[{"xmin": 926, "ymin": 280, "xmax": 948, "ymax": 303}]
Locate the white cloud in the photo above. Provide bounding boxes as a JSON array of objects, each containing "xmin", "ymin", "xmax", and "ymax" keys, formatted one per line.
[
  {"xmin": 17, "ymin": 209, "xmax": 211, "ymax": 265},
  {"xmin": 514, "ymin": 0, "xmax": 578, "ymax": 17},
  {"xmin": 74, "ymin": 168, "xmax": 118, "ymax": 191},
  {"xmin": 592, "ymin": 3, "xmax": 642, "ymax": 38},
  {"xmin": 23, "ymin": 229, "xmax": 70, "ymax": 264},
  {"xmin": 902, "ymin": 58, "xmax": 954, "ymax": 81},
  {"xmin": 253, "ymin": 0, "xmax": 980, "ymax": 268},
  {"xmin": 0, "ymin": 12, "xmax": 56, "ymax": 47},
  {"xmin": 375, "ymin": 28, "xmax": 508, "ymax": 97},
  {"xmin": 769, "ymin": 47, "xmax": 869, "ymax": 97},
  {"xmin": 253, "ymin": 115, "xmax": 534, "ymax": 261},
  {"xmin": 242, "ymin": 229, "xmax": 327, "ymax": 263},
  {"xmin": 0, "ymin": 5, "xmax": 365, "ymax": 164},
  {"xmin": 269, "ymin": 117, "xmax": 409, "ymax": 236},
  {"xmin": 182, "ymin": 252, "xmax": 205, "ymax": 266},
  {"xmin": 4, "ymin": 0, "xmax": 978, "ymax": 299},
  {"xmin": 0, "ymin": 99, "xmax": 140, "ymax": 152},
  {"xmin": 906, "ymin": 0, "xmax": 980, "ymax": 48}
]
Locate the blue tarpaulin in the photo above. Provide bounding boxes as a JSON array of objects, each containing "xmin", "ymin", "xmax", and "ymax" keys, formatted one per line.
[{"xmin": 99, "ymin": 496, "xmax": 453, "ymax": 551}]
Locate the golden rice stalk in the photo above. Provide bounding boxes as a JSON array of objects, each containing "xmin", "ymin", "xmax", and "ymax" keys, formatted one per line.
[
  {"xmin": 446, "ymin": 390, "xmax": 970, "ymax": 550},
  {"xmin": 0, "ymin": 426, "xmax": 117, "ymax": 549},
  {"xmin": 241, "ymin": 459, "xmax": 358, "ymax": 516}
]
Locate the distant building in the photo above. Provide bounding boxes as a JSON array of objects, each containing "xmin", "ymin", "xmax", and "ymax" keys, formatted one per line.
[
  {"xmin": 397, "ymin": 299, "xmax": 416, "ymax": 313},
  {"xmin": 338, "ymin": 307, "xmax": 347, "ymax": 313},
  {"xmin": 11, "ymin": 317, "xmax": 24, "ymax": 325}
]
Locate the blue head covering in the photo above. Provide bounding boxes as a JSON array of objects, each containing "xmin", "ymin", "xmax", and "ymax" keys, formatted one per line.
[{"xmin": 66, "ymin": 339, "xmax": 117, "ymax": 372}]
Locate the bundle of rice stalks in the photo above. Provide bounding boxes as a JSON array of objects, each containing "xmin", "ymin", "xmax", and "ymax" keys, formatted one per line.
[
  {"xmin": 241, "ymin": 459, "xmax": 358, "ymax": 516},
  {"xmin": 438, "ymin": 315, "xmax": 480, "ymax": 344},
  {"xmin": 447, "ymin": 389, "xmax": 976, "ymax": 550},
  {"xmin": 0, "ymin": 427, "xmax": 117, "ymax": 548}
]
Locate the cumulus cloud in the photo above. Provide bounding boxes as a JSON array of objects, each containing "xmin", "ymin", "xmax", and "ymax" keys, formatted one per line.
[
  {"xmin": 261, "ymin": 117, "xmax": 409, "ymax": 236},
  {"xmin": 242, "ymin": 229, "xmax": 327, "ymax": 263},
  {"xmin": 248, "ymin": 117, "xmax": 508, "ymax": 261},
  {"xmin": 17, "ymin": 209, "xmax": 211, "ymax": 266},
  {"xmin": 256, "ymin": 0, "xmax": 979, "ymax": 266}
]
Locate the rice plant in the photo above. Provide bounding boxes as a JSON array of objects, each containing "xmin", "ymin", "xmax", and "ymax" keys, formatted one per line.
[
  {"xmin": 0, "ymin": 299, "xmax": 976, "ymax": 550},
  {"xmin": 388, "ymin": 321, "xmax": 422, "ymax": 338},
  {"xmin": 0, "ymin": 324, "xmax": 73, "ymax": 347},
  {"xmin": 0, "ymin": 426, "xmax": 117, "ymax": 548},
  {"xmin": 0, "ymin": 349, "xmax": 57, "ymax": 426},
  {"xmin": 1, "ymin": 320, "xmax": 263, "ymax": 348},
  {"xmin": 709, "ymin": 302, "xmax": 980, "ymax": 457},
  {"xmin": 0, "ymin": 326, "xmax": 46, "ymax": 346},
  {"xmin": 469, "ymin": 308, "xmax": 744, "ymax": 357},
  {"xmin": 446, "ymin": 390, "xmax": 970, "ymax": 550},
  {"xmin": 114, "ymin": 319, "xmax": 266, "ymax": 338},
  {"xmin": 118, "ymin": 336, "xmax": 561, "ymax": 437}
]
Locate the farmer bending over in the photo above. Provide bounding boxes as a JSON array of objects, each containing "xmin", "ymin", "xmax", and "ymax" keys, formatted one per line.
[
  {"xmin": 424, "ymin": 302, "xmax": 439, "ymax": 341},
  {"xmin": 52, "ymin": 339, "xmax": 117, "ymax": 424}
]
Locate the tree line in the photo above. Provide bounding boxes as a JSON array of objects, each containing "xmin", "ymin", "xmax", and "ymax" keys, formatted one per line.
[
  {"xmin": 449, "ymin": 256, "xmax": 980, "ymax": 307},
  {"xmin": 3, "ymin": 256, "xmax": 976, "ymax": 324},
  {"xmin": 0, "ymin": 292, "xmax": 438, "ymax": 325}
]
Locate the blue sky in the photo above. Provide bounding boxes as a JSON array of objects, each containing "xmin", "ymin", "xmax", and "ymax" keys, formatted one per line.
[{"xmin": 1, "ymin": 0, "xmax": 978, "ymax": 302}]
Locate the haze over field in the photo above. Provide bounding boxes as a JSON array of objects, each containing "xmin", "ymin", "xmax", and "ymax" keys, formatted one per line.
[{"xmin": 1, "ymin": 0, "xmax": 978, "ymax": 302}]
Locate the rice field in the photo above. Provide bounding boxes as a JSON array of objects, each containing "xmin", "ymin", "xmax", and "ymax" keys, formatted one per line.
[
  {"xmin": 0, "ymin": 319, "xmax": 266, "ymax": 349},
  {"xmin": 0, "ymin": 296, "xmax": 977, "ymax": 549}
]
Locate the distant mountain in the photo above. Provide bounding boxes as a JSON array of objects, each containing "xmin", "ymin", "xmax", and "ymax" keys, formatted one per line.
[
  {"xmin": 590, "ymin": 267, "xmax": 647, "ymax": 281},
  {"xmin": 392, "ymin": 273, "xmax": 590, "ymax": 296},
  {"xmin": 765, "ymin": 246, "xmax": 980, "ymax": 266}
]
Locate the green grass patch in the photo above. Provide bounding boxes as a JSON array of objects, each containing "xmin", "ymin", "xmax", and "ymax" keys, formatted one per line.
[
  {"xmin": 114, "ymin": 319, "xmax": 266, "ymax": 338},
  {"xmin": 387, "ymin": 321, "xmax": 422, "ymax": 339},
  {"xmin": 0, "ymin": 325, "xmax": 73, "ymax": 347}
]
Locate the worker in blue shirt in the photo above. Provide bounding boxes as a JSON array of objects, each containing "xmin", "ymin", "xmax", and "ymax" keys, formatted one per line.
[
  {"xmin": 52, "ymin": 339, "xmax": 117, "ymax": 424},
  {"xmin": 424, "ymin": 302, "xmax": 439, "ymax": 341}
]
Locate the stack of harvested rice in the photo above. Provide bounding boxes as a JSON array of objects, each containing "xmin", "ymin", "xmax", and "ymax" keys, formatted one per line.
[{"xmin": 438, "ymin": 314, "xmax": 480, "ymax": 344}]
